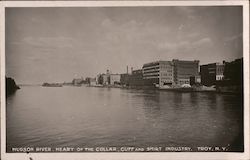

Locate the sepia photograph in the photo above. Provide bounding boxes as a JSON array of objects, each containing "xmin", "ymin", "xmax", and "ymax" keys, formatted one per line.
[{"xmin": 1, "ymin": 1, "xmax": 249, "ymax": 160}]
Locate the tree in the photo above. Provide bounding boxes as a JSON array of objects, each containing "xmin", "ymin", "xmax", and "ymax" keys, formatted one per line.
[
  {"xmin": 223, "ymin": 58, "xmax": 243, "ymax": 85},
  {"xmin": 98, "ymin": 75, "xmax": 103, "ymax": 84}
]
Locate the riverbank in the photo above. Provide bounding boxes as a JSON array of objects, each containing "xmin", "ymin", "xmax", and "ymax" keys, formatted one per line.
[{"xmin": 87, "ymin": 84, "xmax": 242, "ymax": 94}]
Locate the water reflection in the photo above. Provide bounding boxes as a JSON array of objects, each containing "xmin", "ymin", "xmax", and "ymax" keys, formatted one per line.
[{"xmin": 6, "ymin": 86, "xmax": 243, "ymax": 152}]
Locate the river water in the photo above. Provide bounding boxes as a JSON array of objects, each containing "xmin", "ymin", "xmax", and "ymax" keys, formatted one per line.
[{"xmin": 6, "ymin": 86, "xmax": 243, "ymax": 152}]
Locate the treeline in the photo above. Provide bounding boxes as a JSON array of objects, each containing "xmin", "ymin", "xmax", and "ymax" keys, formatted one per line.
[
  {"xmin": 223, "ymin": 58, "xmax": 243, "ymax": 85},
  {"xmin": 6, "ymin": 77, "xmax": 20, "ymax": 96},
  {"xmin": 216, "ymin": 58, "xmax": 243, "ymax": 94},
  {"xmin": 217, "ymin": 58, "xmax": 243, "ymax": 86}
]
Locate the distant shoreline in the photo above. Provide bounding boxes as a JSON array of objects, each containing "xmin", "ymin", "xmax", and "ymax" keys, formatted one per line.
[{"xmin": 17, "ymin": 84, "xmax": 242, "ymax": 95}]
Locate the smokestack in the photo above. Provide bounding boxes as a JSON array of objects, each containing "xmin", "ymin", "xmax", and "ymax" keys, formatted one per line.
[
  {"xmin": 131, "ymin": 67, "xmax": 133, "ymax": 74},
  {"xmin": 126, "ymin": 66, "xmax": 128, "ymax": 74}
]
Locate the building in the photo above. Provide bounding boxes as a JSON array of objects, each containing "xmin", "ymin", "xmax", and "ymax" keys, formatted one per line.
[
  {"xmin": 96, "ymin": 74, "xmax": 107, "ymax": 85},
  {"xmin": 120, "ymin": 73, "xmax": 129, "ymax": 86},
  {"xmin": 190, "ymin": 75, "xmax": 201, "ymax": 85},
  {"xmin": 200, "ymin": 62, "xmax": 225, "ymax": 86},
  {"xmin": 172, "ymin": 59, "xmax": 199, "ymax": 85},
  {"xmin": 89, "ymin": 78, "xmax": 96, "ymax": 86},
  {"xmin": 128, "ymin": 69, "xmax": 144, "ymax": 86},
  {"xmin": 72, "ymin": 77, "xmax": 84, "ymax": 85},
  {"xmin": 142, "ymin": 61, "xmax": 173, "ymax": 87},
  {"xmin": 96, "ymin": 74, "xmax": 103, "ymax": 85},
  {"xmin": 102, "ymin": 74, "xmax": 110, "ymax": 85},
  {"xmin": 110, "ymin": 74, "xmax": 121, "ymax": 85},
  {"xmin": 142, "ymin": 60, "xmax": 199, "ymax": 87},
  {"xmin": 96, "ymin": 70, "xmax": 121, "ymax": 85},
  {"xmin": 216, "ymin": 63, "xmax": 225, "ymax": 81},
  {"xmin": 96, "ymin": 70, "xmax": 111, "ymax": 85},
  {"xmin": 85, "ymin": 77, "xmax": 96, "ymax": 86}
]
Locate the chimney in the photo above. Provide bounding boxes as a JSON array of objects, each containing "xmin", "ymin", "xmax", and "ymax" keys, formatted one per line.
[
  {"xmin": 131, "ymin": 67, "xmax": 133, "ymax": 74},
  {"xmin": 127, "ymin": 66, "xmax": 128, "ymax": 74}
]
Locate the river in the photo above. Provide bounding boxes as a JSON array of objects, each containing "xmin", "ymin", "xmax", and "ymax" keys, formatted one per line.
[{"xmin": 6, "ymin": 86, "xmax": 243, "ymax": 152}]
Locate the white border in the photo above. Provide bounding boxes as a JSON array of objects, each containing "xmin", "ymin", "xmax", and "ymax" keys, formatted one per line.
[
  {"xmin": 0, "ymin": 1, "xmax": 249, "ymax": 160},
  {"xmin": 0, "ymin": 0, "xmax": 248, "ymax": 7}
]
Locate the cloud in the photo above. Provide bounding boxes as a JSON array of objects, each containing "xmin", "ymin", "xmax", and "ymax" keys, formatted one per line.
[
  {"xmin": 192, "ymin": 37, "xmax": 212, "ymax": 47},
  {"xmin": 157, "ymin": 40, "xmax": 192, "ymax": 53},
  {"xmin": 175, "ymin": 7, "xmax": 198, "ymax": 20},
  {"xmin": 224, "ymin": 33, "xmax": 242, "ymax": 42},
  {"xmin": 21, "ymin": 36, "xmax": 75, "ymax": 49},
  {"xmin": 157, "ymin": 37, "xmax": 212, "ymax": 53},
  {"xmin": 101, "ymin": 18, "xmax": 113, "ymax": 28},
  {"xmin": 100, "ymin": 18, "xmax": 170, "ymax": 49},
  {"xmin": 158, "ymin": 42, "xmax": 178, "ymax": 51},
  {"xmin": 100, "ymin": 18, "xmax": 142, "ymax": 45},
  {"xmin": 176, "ymin": 7, "xmax": 194, "ymax": 15},
  {"xmin": 186, "ymin": 32, "xmax": 200, "ymax": 39}
]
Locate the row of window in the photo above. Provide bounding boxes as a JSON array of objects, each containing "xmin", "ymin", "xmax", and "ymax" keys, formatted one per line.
[
  {"xmin": 160, "ymin": 65, "xmax": 173, "ymax": 69},
  {"xmin": 143, "ymin": 76, "xmax": 159, "ymax": 79},
  {"xmin": 143, "ymin": 72, "xmax": 159, "ymax": 76},
  {"xmin": 143, "ymin": 69, "xmax": 160, "ymax": 74},
  {"xmin": 161, "ymin": 77, "xmax": 172, "ymax": 80},
  {"xmin": 161, "ymin": 73, "xmax": 172, "ymax": 77},
  {"xmin": 179, "ymin": 80, "xmax": 190, "ymax": 84},
  {"xmin": 143, "ymin": 66, "xmax": 160, "ymax": 71}
]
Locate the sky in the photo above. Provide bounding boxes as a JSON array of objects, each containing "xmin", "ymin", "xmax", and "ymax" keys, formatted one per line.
[{"xmin": 6, "ymin": 6, "xmax": 243, "ymax": 84}]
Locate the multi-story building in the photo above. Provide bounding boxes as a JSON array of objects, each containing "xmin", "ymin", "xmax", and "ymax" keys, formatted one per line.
[
  {"xmin": 110, "ymin": 74, "xmax": 121, "ymax": 85},
  {"xmin": 128, "ymin": 69, "xmax": 144, "ymax": 86},
  {"xmin": 96, "ymin": 70, "xmax": 111, "ymax": 85},
  {"xmin": 216, "ymin": 63, "xmax": 225, "ymax": 81},
  {"xmin": 190, "ymin": 75, "xmax": 201, "ymax": 85},
  {"xmin": 96, "ymin": 70, "xmax": 121, "ymax": 85},
  {"xmin": 72, "ymin": 77, "xmax": 84, "ymax": 85},
  {"xmin": 120, "ymin": 73, "xmax": 129, "ymax": 86},
  {"xmin": 200, "ymin": 62, "xmax": 225, "ymax": 86},
  {"xmin": 142, "ymin": 61, "xmax": 173, "ymax": 87},
  {"xmin": 102, "ymin": 74, "xmax": 110, "ymax": 85},
  {"xmin": 89, "ymin": 78, "xmax": 96, "ymax": 86},
  {"xmin": 96, "ymin": 74, "xmax": 110, "ymax": 85},
  {"xmin": 172, "ymin": 59, "xmax": 199, "ymax": 85}
]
